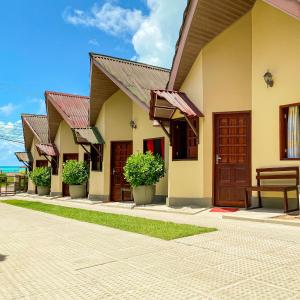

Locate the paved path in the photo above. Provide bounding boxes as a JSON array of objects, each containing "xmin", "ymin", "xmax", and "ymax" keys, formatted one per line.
[{"xmin": 1, "ymin": 200, "xmax": 300, "ymax": 299}]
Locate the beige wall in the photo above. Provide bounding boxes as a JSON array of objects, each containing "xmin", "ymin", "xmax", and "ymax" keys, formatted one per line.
[
  {"xmin": 89, "ymin": 89, "xmax": 170, "ymax": 200},
  {"xmin": 28, "ymin": 136, "xmax": 49, "ymax": 193},
  {"xmin": 251, "ymin": 1, "xmax": 300, "ymax": 196},
  {"xmin": 168, "ymin": 11, "xmax": 252, "ymax": 201},
  {"xmin": 51, "ymin": 120, "xmax": 81, "ymax": 195}
]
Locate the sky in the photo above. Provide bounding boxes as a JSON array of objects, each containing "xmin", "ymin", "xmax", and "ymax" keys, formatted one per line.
[{"xmin": 0, "ymin": 0, "xmax": 187, "ymax": 166}]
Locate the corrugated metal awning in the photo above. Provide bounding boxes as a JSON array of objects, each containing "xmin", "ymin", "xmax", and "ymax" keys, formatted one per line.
[
  {"xmin": 36, "ymin": 144, "xmax": 58, "ymax": 157},
  {"xmin": 73, "ymin": 127, "xmax": 104, "ymax": 145},
  {"xmin": 150, "ymin": 90, "xmax": 204, "ymax": 121},
  {"xmin": 15, "ymin": 152, "xmax": 33, "ymax": 163}
]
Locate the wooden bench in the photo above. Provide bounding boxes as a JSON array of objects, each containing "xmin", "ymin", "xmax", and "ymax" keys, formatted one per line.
[{"xmin": 245, "ymin": 167, "xmax": 300, "ymax": 213}]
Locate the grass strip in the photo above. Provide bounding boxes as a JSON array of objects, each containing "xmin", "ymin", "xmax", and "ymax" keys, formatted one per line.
[{"xmin": 2, "ymin": 200, "xmax": 216, "ymax": 240}]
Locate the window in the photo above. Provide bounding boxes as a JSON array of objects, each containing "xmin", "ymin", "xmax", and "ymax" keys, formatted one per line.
[
  {"xmin": 51, "ymin": 156, "xmax": 59, "ymax": 175},
  {"xmin": 143, "ymin": 138, "xmax": 164, "ymax": 159},
  {"xmin": 91, "ymin": 144, "xmax": 103, "ymax": 171},
  {"xmin": 280, "ymin": 103, "xmax": 300, "ymax": 160},
  {"xmin": 171, "ymin": 117, "xmax": 199, "ymax": 160}
]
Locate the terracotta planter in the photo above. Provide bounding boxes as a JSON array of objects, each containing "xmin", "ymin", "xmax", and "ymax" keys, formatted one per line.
[
  {"xmin": 69, "ymin": 184, "xmax": 86, "ymax": 199},
  {"xmin": 37, "ymin": 186, "xmax": 50, "ymax": 196},
  {"xmin": 133, "ymin": 185, "xmax": 155, "ymax": 205}
]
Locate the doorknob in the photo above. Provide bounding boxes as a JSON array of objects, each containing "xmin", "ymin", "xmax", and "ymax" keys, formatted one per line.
[
  {"xmin": 112, "ymin": 168, "xmax": 116, "ymax": 175},
  {"xmin": 216, "ymin": 154, "xmax": 222, "ymax": 164}
]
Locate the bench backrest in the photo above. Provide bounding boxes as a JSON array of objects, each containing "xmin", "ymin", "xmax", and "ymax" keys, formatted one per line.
[{"xmin": 256, "ymin": 167, "xmax": 299, "ymax": 186}]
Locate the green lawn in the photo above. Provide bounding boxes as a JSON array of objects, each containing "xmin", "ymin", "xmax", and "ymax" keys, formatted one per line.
[{"xmin": 2, "ymin": 200, "xmax": 216, "ymax": 240}]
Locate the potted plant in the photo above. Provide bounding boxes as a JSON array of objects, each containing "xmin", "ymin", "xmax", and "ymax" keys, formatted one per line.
[
  {"xmin": 62, "ymin": 160, "xmax": 88, "ymax": 199},
  {"xmin": 29, "ymin": 167, "xmax": 51, "ymax": 196},
  {"xmin": 124, "ymin": 152, "xmax": 165, "ymax": 205}
]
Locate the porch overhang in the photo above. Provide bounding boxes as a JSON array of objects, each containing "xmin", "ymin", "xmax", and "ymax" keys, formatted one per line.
[
  {"xmin": 73, "ymin": 127, "xmax": 104, "ymax": 145},
  {"xmin": 36, "ymin": 144, "xmax": 59, "ymax": 157},
  {"xmin": 15, "ymin": 152, "xmax": 33, "ymax": 163},
  {"xmin": 150, "ymin": 90, "xmax": 204, "ymax": 121}
]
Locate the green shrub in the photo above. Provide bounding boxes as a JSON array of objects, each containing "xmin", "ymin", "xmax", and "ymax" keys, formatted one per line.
[
  {"xmin": 29, "ymin": 167, "xmax": 51, "ymax": 187},
  {"xmin": 62, "ymin": 160, "xmax": 88, "ymax": 185},
  {"xmin": 123, "ymin": 152, "xmax": 165, "ymax": 187},
  {"xmin": 0, "ymin": 173, "xmax": 7, "ymax": 184}
]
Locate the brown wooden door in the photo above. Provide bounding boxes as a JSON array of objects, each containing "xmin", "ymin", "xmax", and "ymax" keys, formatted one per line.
[
  {"xmin": 36, "ymin": 160, "xmax": 48, "ymax": 167},
  {"xmin": 213, "ymin": 112, "xmax": 251, "ymax": 207},
  {"xmin": 62, "ymin": 153, "xmax": 79, "ymax": 196},
  {"xmin": 110, "ymin": 141, "xmax": 132, "ymax": 201}
]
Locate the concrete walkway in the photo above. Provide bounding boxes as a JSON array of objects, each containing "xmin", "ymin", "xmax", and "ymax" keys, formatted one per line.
[{"xmin": 1, "ymin": 198, "xmax": 300, "ymax": 299}]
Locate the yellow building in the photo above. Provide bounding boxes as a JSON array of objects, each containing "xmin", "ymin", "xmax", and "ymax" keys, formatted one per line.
[
  {"xmin": 16, "ymin": 114, "xmax": 49, "ymax": 193},
  {"xmin": 150, "ymin": 0, "xmax": 300, "ymax": 210},
  {"xmin": 88, "ymin": 54, "xmax": 170, "ymax": 202},
  {"xmin": 44, "ymin": 91, "xmax": 91, "ymax": 197}
]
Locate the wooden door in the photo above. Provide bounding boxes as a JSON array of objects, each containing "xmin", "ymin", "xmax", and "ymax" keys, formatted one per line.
[
  {"xmin": 110, "ymin": 141, "xmax": 132, "ymax": 201},
  {"xmin": 62, "ymin": 153, "xmax": 79, "ymax": 196},
  {"xmin": 213, "ymin": 112, "xmax": 251, "ymax": 207},
  {"xmin": 36, "ymin": 160, "xmax": 48, "ymax": 167}
]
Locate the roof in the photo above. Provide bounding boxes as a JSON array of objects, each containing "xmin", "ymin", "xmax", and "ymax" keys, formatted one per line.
[
  {"xmin": 150, "ymin": 90, "xmax": 204, "ymax": 120},
  {"xmin": 15, "ymin": 152, "xmax": 33, "ymax": 163},
  {"xmin": 45, "ymin": 91, "xmax": 89, "ymax": 142},
  {"xmin": 36, "ymin": 143, "xmax": 58, "ymax": 157},
  {"xmin": 89, "ymin": 53, "xmax": 170, "ymax": 125},
  {"xmin": 21, "ymin": 114, "xmax": 49, "ymax": 151},
  {"xmin": 168, "ymin": 0, "xmax": 300, "ymax": 90},
  {"xmin": 73, "ymin": 127, "xmax": 104, "ymax": 145}
]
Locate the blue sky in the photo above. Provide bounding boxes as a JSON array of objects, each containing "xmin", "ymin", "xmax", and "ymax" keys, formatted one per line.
[{"xmin": 0, "ymin": 0, "xmax": 186, "ymax": 165}]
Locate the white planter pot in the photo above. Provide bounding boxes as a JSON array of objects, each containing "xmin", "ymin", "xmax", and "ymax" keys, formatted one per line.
[
  {"xmin": 37, "ymin": 186, "xmax": 50, "ymax": 196},
  {"xmin": 69, "ymin": 184, "xmax": 86, "ymax": 199},
  {"xmin": 133, "ymin": 185, "xmax": 155, "ymax": 205}
]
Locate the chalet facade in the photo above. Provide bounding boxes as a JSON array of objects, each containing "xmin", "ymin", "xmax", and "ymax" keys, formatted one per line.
[
  {"xmin": 88, "ymin": 54, "xmax": 170, "ymax": 201},
  {"xmin": 16, "ymin": 114, "xmax": 49, "ymax": 193},
  {"xmin": 45, "ymin": 91, "xmax": 91, "ymax": 197},
  {"xmin": 150, "ymin": 0, "xmax": 300, "ymax": 209}
]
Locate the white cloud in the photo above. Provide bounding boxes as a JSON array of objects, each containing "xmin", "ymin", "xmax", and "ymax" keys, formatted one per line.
[
  {"xmin": 63, "ymin": 2, "xmax": 145, "ymax": 36},
  {"xmin": 0, "ymin": 102, "xmax": 17, "ymax": 116},
  {"xmin": 88, "ymin": 38, "xmax": 100, "ymax": 46},
  {"xmin": 0, "ymin": 120, "xmax": 24, "ymax": 165},
  {"xmin": 132, "ymin": 0, "xmax": 187, "ymax": 68},
  {"xmin": 63, "ymin": 0, "xmax": 187, "ymax": 68},
  {"xmin": 30, "ymin": 98, "xmax": 46, "ymax": 115}
]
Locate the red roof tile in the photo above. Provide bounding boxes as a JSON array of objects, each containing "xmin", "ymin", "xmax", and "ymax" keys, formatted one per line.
[
  {"xmin": 36, "ymin": 143, "xmax": 58, "ymax": 157},
  {"xmin": 45, "ymin": 91, "xmax": 89, "ymax": 128}
]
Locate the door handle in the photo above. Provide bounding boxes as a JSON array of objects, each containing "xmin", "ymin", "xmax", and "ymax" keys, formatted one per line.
[
  {"xmin": 216, "ymin": 154, "xmax": 222, "ymax": 164},
  {"xmin": 112, "ymin": 168, "xmax": 116, "ymax": 175}
]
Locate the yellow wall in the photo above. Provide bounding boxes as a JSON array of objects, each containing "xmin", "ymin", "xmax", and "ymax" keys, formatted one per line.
[
  {"xmin": 51, "ymin": 120, "xmax": 81, "ymax": 194},
  {"xmin": 132, "ymin": 102, "xmax": 169, "ymax": 195},
  {"xmin": 89, "ymin": 90, "xmax": 133, "ymax": 198},
  {"xmin": 251, "ymin": 1, "xmax": 300, "ymax": 195},
  {"xmin": 168, "ymin": 11, "xmax": 252, "ymax": 201},
  {"xmin": 89, "ymin": 90, "xmax": 170, "ymax": 199},
  {"xmin": 28, "ymin": 136, "xmax": 48, "ymax": 193}
]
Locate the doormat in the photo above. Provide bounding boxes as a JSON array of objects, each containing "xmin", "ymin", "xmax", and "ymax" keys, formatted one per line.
[{"xmin": 210, "ymin": 207, "xmax": 239, "ymax": 213}]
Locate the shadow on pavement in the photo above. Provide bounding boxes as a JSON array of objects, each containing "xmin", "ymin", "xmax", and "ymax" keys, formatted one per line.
[{"xmin": 0, "ymin": 254, "xmax": 7, "ymax": 262}]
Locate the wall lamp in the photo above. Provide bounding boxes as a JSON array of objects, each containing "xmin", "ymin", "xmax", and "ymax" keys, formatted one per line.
[
  {"xmin": 263, "ymin": 70, "xmax": 274, "ymax": 88},
  {"xmin": 130, "ymin": 120, "xmax": 137, "ymax": 129}
]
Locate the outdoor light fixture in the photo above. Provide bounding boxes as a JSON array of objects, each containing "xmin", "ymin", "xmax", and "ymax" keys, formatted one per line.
[
  {"xmin": 263, "ymin": 70, "xmax": 274, "ymax": 88},
  {"xmin": 130, "ymin": 120, "xmax": 137, "ymax": 129}
]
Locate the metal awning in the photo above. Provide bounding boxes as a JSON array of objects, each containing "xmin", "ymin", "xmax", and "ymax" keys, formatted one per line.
[
  {"xmin": 150, "ymin": 90, "xmax": 204, "ymax": 121},
  {"xmin": 15, "ymin": 152, "xmax": 33, "ymax": 163},
  {"xmin": 36, "ymin": 144, "xmax": 58, "ymax": 157},
  {"xmin": 73, "ymin": 127, "xmax": 104, "ymax": 145}
]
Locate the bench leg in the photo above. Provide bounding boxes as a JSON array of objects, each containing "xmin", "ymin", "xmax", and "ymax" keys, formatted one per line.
[
  {"xmin": 258, "ymin": 191, "xmax": 262, "ymax": 208},
  {"xmin": 283, "ymin": 190, "xmax": 288, "ymax": 213},
  {"xmin": 245, "ymin": 190, "xmax": 249, "ymax": 209},
  {"xmin": 297, "ymin": 188, "xmax": 300, "ymax": 211}
]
